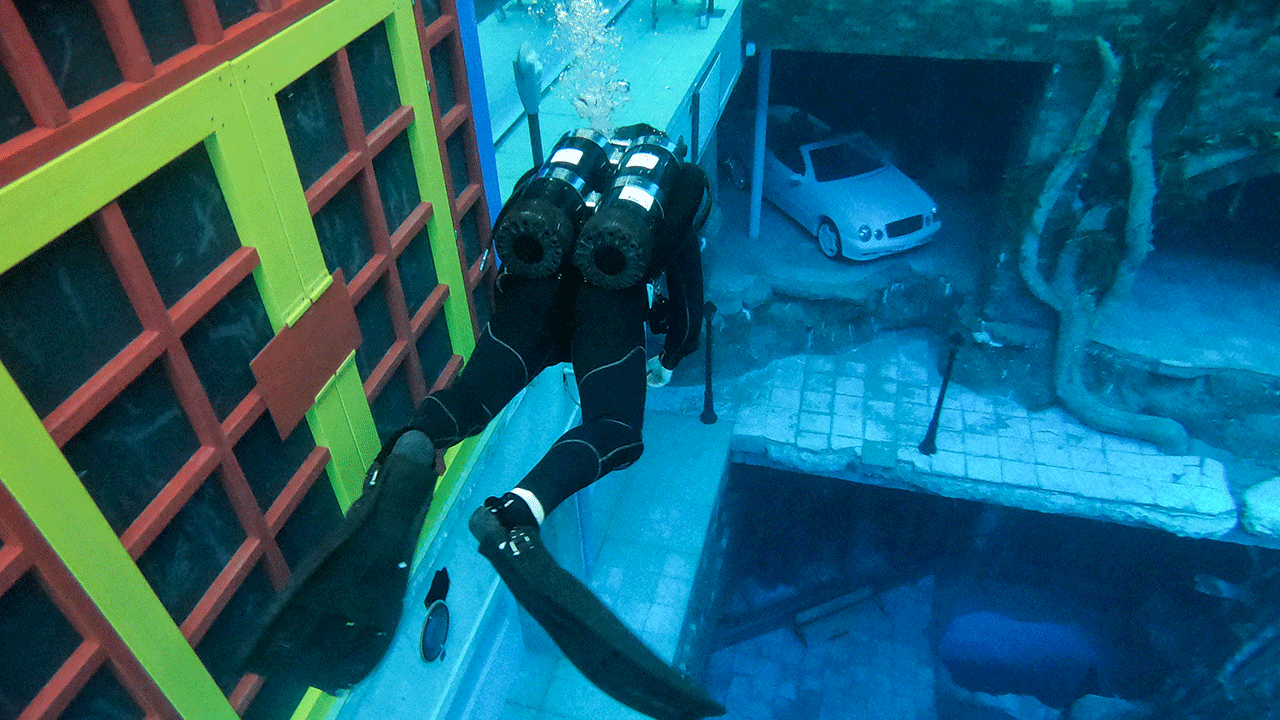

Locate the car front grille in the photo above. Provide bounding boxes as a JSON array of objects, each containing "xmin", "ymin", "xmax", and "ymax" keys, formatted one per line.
[{"xmin": 885, "ymin": 215, "xmax": 924, "ymax": 238}]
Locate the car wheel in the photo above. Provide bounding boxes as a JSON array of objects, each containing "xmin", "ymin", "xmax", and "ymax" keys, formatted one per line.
[{"xmin": 817, "ymin": 219, "xmax": 841, "ymax": 259}]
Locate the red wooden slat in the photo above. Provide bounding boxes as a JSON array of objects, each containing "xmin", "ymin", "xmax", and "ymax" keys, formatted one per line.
[
  {"xmin": 362, "ymin": 338, "xmax": 409, "ymax": 402},
  {"xmin": 466, "ymin": 256, "xmax": 486, "ymax": 288},
  {"xmin": 0, "ymin": 0, "xmax": 70, "ymax": 128},
  {"xmin": 95, "ymin": 203, "xmax": 169, "ymax": 324},
  {"xmin": 409, "ymin": 284, "xmax": 449, "ymax": 338},
  {"xmin": 181, "ymin": 0, "xmax": 223, "ymax": 45},
  {"xmin": 17, "ymin": 641, "xmax": 103, "ymax": 720},
  {"xmin": 421, "ymin": 14, "xmax": 455, "ymax": 48},
  {"xmin": 222, "ymin": 389, "xmax": 267, "ymax": 447},
  {"xmin": 0, "ymin": 485, "xmax": 180, "ymax": 719},
  {"xmin": 430, "ymin": 354, "xmax": 463, "ymax": 393},
  {"xmin": 44, "ymin": 331, "xmax": 166, "ymax": 447},
  {"xmin": 366, "ymin": 105, "xmax": 414, "ymax": 157},
  {"xmin": 384, "ymin": 267, "xmax": 428, "ymax": 403},
  {"xmin": 346, "ymin": 250, "xmax": 389, "ymax": 305},
  {"xmin": 454, "ymin": 180, "xmax": 481, "ymax": 218},
  {"xmin": 214, "ymin": 460, "xmax": 289, "ymax": 586},
  {"xmin": 263, "ymin": 445, "xmax": 331, "ymax": 531},
  {"xmin": 440, "ymin": 103, "xmax": 466, "ymax": 137},
  {"xmin": 331, "ymin": 49, "xmax": 367, "ymax": 155},
  {"xmin": 229, "ymin": 674, "xmax": 266, "ymax": 715},
  {"xmin": 304, "ymin": 151, "xmax": 362, "ymax": 215},
  {"xmin": 119, "ymin": 448, "xmax": 219, "ymax": 558},
  {"xmin": 0, "ymin": 0, "xmax": 331, "ymax": 182},
  {"xmin": 357, "ymin": 159, "xmax": 395, "ymax": 253},
  {"xmin": 180, "ymin": 536, "xmax": 265, "ymax": 643},
  {"xmin": 0, "ymin": 541, "xmax": 28, "ymax": 596},
  {"xmin": 169, "ymin": 246, "xmax": 260, "ymax": 334},
  {"xmin": 90, "ymin": 0, "xmax": 155, "ymax": 83},
  {"xmin": 387, "ymin": 201, "xmax": 432, "ymax": 256}
]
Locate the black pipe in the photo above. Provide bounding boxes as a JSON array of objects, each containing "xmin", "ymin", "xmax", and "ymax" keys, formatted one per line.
[
  {"xmin": 918, "ymin": 333, "xmax": 962, "ymax": 455},
  {"xmin": 700, "ymin": 301, "xmax": 717, "ymax": 425},
  {"xmin": 527, "ymin": 113, "xmax": 544, "ymax": 167}
]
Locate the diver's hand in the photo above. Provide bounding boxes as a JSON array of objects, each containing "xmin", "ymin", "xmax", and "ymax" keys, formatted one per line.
[{"xmin": 646, "ymin": 355, "xmax": 673, "ymax": 387}]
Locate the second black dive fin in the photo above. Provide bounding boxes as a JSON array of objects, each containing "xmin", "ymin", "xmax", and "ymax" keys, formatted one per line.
[
  {"xmin": 471, "ymin": 507, "xmax": 725, "ymax": 720},
  {"xmin": 236, "ymin": 435, "xmax": 436, "ymax": 693}
]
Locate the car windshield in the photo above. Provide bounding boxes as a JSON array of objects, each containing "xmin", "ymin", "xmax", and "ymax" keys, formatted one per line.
[{"xmin": 808, "ymin": 142, "xmax": 884, "ymax": 182}]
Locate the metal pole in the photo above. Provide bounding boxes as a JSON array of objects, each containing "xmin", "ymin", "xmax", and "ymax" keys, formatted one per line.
[
  {"xmin": 513, "ymin": 42, "xmax": 544, "ymax": 168},
  {"xmin": 919, "ymin": 334, "xmax": 962, "ymax": 455},
  {"xmin": 528, "ymin": 113, "xmax": 544, "ymax": 167},
  {"xmin": 701, "ymin": 301, "xmax": 717, "ymax": 425},
  {"xmin": 748, "ymin": 46, "xmax": 771, "ymax": 240}
]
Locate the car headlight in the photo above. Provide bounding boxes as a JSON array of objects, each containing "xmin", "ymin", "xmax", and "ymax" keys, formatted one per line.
[
  {"xmin": 874, "ymin": 229, "xmax": 884, "ymax": 240},
  {"xmin": 858, "ymin": 224, "xmax": 872, "ymax": 242}
]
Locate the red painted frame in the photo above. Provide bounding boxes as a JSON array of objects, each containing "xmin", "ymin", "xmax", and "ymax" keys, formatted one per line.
[
  {"xmin": 0, "ymin": 0, "xmax": 331, "ymax": 185},
  {"xmin": 0, "ymin": 0, "xmax": 496, "ymax": 716},
  {"xmin": 2, "ymin": 197, "xmax": 333, "ymax": 720},
  {"xmin": 417, "ymin": 0, "xmax": 495, "ymax": 332}
]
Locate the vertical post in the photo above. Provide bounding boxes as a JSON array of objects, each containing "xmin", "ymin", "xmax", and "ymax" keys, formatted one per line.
[
  {"xmin": 918, "ymin": 333, "xmax": 962, "ymax": 455},
  {"xmin": 527, "ymin": 113, "xmax": 544, "ymax": 166},
  {"xmin": 690, "ymin": 89, "xmax": 700, "ymax": 165},
  {"xmin": 748, "ymin": 45, "xmax": 771, "ymax": 240},
  {"xmin": 700, "ymin": 301, "xmax": 717, "ymax": 425},
  {"xmin": 513, "ymin": 41, "xmax": 544, "ymax": 168}
]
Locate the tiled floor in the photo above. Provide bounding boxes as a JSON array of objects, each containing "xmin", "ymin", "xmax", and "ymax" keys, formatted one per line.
[
  {"xmin": 495, "ymin": 328, "xmax": 1249, "ymax": 720},
  {"xmin": 730, "ymin": 334, "xmax": 1238, "ymax": 539}
]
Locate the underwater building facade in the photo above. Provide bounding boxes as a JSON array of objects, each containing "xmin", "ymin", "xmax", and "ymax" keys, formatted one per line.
[{"xmin": 2, "ymin": 1, "xmax": 1280, "ymax": 720}]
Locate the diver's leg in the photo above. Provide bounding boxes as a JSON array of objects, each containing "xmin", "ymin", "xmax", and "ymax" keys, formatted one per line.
[
  {"xmin": 468, "ymin": 283, "xmax": 724, "ymax": 720},
  {"xmin": 398, "ymin": 273, "xmax": 561, "ymax": 452},
  {"xmin": 243, "ymin": 430, "xmax": 438, "ymax": 692},
  {"xmin": 512, "ymin": 281, "xmax": 648, "ymax": 515}
]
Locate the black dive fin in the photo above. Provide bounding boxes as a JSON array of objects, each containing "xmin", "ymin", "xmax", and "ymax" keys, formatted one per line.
[
  {"xmin": 470, "ymin": 508, "xmax": 725, "ymax": 720},
  {"xmin": 237, "ymin": 452, "xmax": 436, "ymax": 693}
]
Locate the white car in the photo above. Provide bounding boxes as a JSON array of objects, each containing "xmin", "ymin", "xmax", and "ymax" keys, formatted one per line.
[{"xmin": 721, "ymin": 106, "xmax": 941, "ymax": 260}]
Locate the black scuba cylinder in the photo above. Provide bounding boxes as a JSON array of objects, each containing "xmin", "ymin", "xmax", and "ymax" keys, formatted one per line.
[
  {"xmin": 573, "ymin": 134, "xmax": 683, "ymax": 289},
  {"xmin": 492, "ymin": 129, "xmax": 612, "ymax": 277}
]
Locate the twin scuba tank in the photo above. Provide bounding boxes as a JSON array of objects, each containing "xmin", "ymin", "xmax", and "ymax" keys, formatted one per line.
[{"xmin": 491, "ymin": 127, "xmax": 692, "ymax": 289}]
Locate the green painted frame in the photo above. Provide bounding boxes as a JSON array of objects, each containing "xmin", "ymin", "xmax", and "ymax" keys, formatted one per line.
[{"xmin": 0, "ymin": 0, "xmax": 483, "ymax": 717}]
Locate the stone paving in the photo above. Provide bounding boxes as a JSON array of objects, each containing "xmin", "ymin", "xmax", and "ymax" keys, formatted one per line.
[
  {"xmin": 496, "ymin": 330, "xmax": 1255, "ymax": 720},
  {"xmin": 729, "ymin": 334, "xmax": 1240, "ymax": 539}
]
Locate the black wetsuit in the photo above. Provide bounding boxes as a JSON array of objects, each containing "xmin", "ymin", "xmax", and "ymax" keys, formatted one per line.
[{"xmin": 402, "ymin": 205, "xmax": 704, "ymax": 517}]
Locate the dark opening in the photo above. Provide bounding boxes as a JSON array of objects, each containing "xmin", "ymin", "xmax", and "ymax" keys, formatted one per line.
[
  {"xmin": 687, "ymin": 464, "xmax": 1277, "ymax": 717},
  {"xmin": 513, "ymin": 233, "xmax": 544, "ymax": 264},
  {"xmin": 726, "ymin": 50, "xmax": 1050, "ymax": 193},
  {"xmin": 1159, "ymin": 173, "xmax": 1280, "ymax": 268},
  {"xmin": 594, "ymin": 245, "xmax": 627, "ymax": 276}
]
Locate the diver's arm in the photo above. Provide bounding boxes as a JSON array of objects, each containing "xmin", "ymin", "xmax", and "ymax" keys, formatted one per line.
[{"xmin": 659, "ymin": 235, "xmax": 703, "ymax": 370}]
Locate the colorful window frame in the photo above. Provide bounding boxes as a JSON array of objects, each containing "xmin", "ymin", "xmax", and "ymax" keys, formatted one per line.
[{"xmin": 0, "ymin": 0, "xmax": 493, "ymax": 718}]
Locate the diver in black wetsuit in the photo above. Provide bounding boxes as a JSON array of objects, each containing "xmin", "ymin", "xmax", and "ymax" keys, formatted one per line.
[
  {"xmin": 388, "ymin": 125, "xmax": 724, "ymax": 720},
  {"xmin": 394, "ymin": 124, "xmax": 707, "ymax": 528},
  {"xmin": 241, "ymin": 127, "xmax": 721, "ymax": 717}
]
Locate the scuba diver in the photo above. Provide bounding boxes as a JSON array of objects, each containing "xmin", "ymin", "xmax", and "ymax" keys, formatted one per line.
[
  {"xmin": 240, "ymin": 124, "xmax": 722, "ymax": 720},
  {"xmin": 420, "ymin": 123, "xmax": 723, "ymax": 720}
]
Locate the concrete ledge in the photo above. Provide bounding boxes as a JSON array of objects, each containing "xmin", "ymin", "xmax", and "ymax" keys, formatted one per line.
[{"xmin": 723, "ymin": 347, "xmax": 1241, "ymax": 540}]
